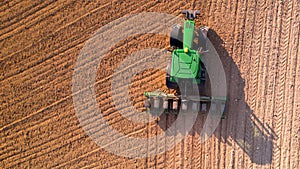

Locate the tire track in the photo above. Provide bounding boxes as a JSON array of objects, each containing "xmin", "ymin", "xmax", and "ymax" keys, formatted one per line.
[
  {"xmin": 241, "ymin": 0, "xmax": 258, "ymax": 168},
  {"xmin": 229, "ymin": 0, "xmax": 249, "ymax": 168},
  {"xmin": 183, "ymin": 114, "xmax": 193, "ymax": 169},
  {"xmin": 261, "ymin": 0, "xmax": 281, "ymax": 166},
  {"xmin": 281, "ymin": 1, "xmax": 299, "ymax": 168},
  {"xmin": 270, "ymin": 1, "xmax": 291, "ymax": 169},
  {"xmin": 173, "ymin": 113, "xmax": 184, "ymax": 168},
  {"xmin": 288, "ymin": 3, "xmax": 300, "ymax": 169},
  {"xmin": 253, "ymin": 0, "xmax": 275, "ymax": 167},
  {"xmin": 213, "ymin": 122, "xmax": 222, "ymax": 168},
  {"xmin": 204, "ymin": 0, "xmax": 221, "ymax": 168},
  {"xmin": 192, "ymin": 114, "xmax": 204, "ymax": 169},
  {"xmin": 208, "ymin": 0, "xmax": 225, "ymax": 168},
  {"xmin": 246, "ymin": 0, "xmax": 266, "ymax": 166},
  {"xmin": 146, "ymin": 118, "xmax": 158, "ymax": 168},
  {"xmin": 289, "ymin": 28, "xmax": 300, "ymax": 169},
  {"xmin": 220, "ymin": 0, "xmax": 240, "ymax": 167},
  {"xmin": 218, "ymin": 120, "xmax": 227, "ymax": 169},
  {"xmin": 210, "ymin": 0, "xmax": 231, "ymax": 168},
  {"xmin": 252, "ymin": 0, "xmax": 270, "ymax": 166},
  {"xmin": 293, "ymin": 31, "xmax": 300, "ymax": 169},
  {"xmin": 274, "ymin": 1, "xmax": 293, "ymax": 168},
  {"xmin": 164, "ymin": 114, "xmax": 175, "ymax": 169}
]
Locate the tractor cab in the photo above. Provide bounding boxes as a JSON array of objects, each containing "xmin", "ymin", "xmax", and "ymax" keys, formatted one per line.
[{"xmin": 167, "ymin": 10, "xmax": 206, "ymax": 91}]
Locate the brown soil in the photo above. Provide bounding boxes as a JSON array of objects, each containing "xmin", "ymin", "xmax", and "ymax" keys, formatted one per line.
[{"xmin": 1, "ymin": 0, "xmax": 299, "ymax": 168}]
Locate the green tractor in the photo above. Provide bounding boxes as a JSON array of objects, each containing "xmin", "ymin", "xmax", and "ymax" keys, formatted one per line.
[{"xmin": 144, "ymin": 10, "xmax": 227, "ymax": 116}]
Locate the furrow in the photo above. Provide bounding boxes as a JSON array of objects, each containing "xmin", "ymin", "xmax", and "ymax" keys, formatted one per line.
[
  {"xmin": 0, "ymin": 1, "xmax": 41, "ymax": 28},
  {"xmin": 1, "ymin": 68, "xmax": 161, "ymax": 144},
  {"xmin": 0, "ymin": 38, "xmax": 165, "ymax": 139},
  {"xmin": 0, "ymin": 71, "xmax": 164, "ymax": 153},
  {"xmin": 0, "ymin": 0, "xmax": 155, "ymax": 68},
  {"xmin": 3, "ymin": 101, "xmax": 150, "ymax": 168},
  {"xmin": 0, "ymin": 25, "xmax": 166, "ymax": 130},
  {"xmin": 0, "ymin": 0, "xmax": 109, "ymax": 62},
  {"xmin": 0, "ymin": 0, "xmax": 22, "ymax": 13},
  {"xmin": 0, "ymin": 0, "xmax": 57, "ymax": 34},
  {"xmin": 0, "ymin": 1, "xmax": 110, "ymax": 42},
  {"xmin": 0, "ymin": 0, "xmax": 145, "ymax": 80},
  {"xmin": 0, "ymin": 32, "xmax": 160, "ymax": 117},
  {"xmin": 4, "ymin": 0, "xmax": 299, "ymax": 168},
  {"xmin": 0, "ymin": 53, "xmax": 75, "ymax": 112}
]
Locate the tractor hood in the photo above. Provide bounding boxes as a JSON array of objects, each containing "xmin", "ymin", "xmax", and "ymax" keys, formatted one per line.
[{"xmin": 170, "ymin": 49, "xmax": 200, "ymax": 81}]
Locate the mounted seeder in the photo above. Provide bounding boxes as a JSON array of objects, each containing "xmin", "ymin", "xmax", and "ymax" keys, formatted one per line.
[{"xmin": 144, "ymin": 10, "xmax": 227, "ymax": 117}]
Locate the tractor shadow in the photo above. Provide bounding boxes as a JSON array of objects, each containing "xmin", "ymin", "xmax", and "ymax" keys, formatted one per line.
[{"xmin": 157, "ymin": 29, "xmax": 277, "ymax": 165}]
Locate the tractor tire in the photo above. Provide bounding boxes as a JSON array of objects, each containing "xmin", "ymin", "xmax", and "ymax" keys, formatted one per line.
[
  {"xmin": 193, "ymin": 27, "xmax": 209, "ymax": 51},
  {"xmin": 198, "ymin": 61, "xmax": 211, "ymax": 96},
  {"xmin": 166, "ymin": 61, "xmax": 178, "ymax": 89},
  {"xmin": 170, "ymin": 24, "xmax": 183, "ymax": 49}
]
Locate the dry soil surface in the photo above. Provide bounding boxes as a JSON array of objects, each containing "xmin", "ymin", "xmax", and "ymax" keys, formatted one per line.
[{"xmin": 1, "ymin": 0, "xmax": 299, "ymax": 168}]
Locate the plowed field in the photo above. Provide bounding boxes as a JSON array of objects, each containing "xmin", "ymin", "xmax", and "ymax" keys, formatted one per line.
[{"xmin": 1, "ymin": 0, "xmax": 299, "ymax": 168}]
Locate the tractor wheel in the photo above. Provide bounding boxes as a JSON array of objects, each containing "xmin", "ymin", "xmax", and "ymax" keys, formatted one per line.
[
  {"xmin": 166, "ymin": 61, "xmax": 178, "ymax": 89},
  {"xmin": 170, "ymin": 24, "xmax": 183, "ymax": 49},
  {"xmin": 197, "ymin": 61, "xmax": 211, "ymax": 96},
  {"xmin": 193, "ymin": 27, "xmax": 209, "ymax": 51}
]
